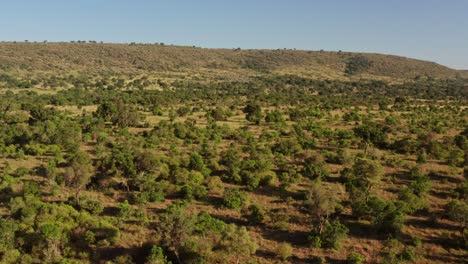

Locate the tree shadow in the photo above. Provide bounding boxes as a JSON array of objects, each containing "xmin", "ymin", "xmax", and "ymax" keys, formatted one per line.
[
  {"xmin": 260, "ymin": 227, "xmax": 310, "ymax": 247},
  {"xmin": 252, "ymin": 185, "xmax": 306, "ymax": 201},
  {"xmin": 342, "ymin": 219, "xmax": 381, "ymax": 241},
  {"xmin": 93, "ymin": 245, "xmax": 147, "ymax": 263},
  {"xmin": 428, "ymin": 171, "xmax": 462, "ymax": 184},
  {"xmin": 255, "ymin": 248, "xmax": 277, "ymax": 261},
  {"xmin": 102, "ymin": 206, "xmax": 119, "ymax": 217},
  {"xmin": 429, "ymin": 189, "xmax": 452, "ymax": 199},
  {"xmin": 211, "ymin": 213, "xmax": 246, "ymax": 226}
]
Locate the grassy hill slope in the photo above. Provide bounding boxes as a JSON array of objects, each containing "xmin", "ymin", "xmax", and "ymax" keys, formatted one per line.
[{"xmin": 0, "ymin": 42, "xmax": 460, "ymax": 80}]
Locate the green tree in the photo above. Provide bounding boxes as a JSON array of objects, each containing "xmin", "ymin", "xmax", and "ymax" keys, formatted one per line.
[
  {"xmin": 243, "ymin": 102, "xmax": 263, "ymax": 125},
  {"xmin": 223, "ymin": 188, "xmax": 249, "ymax": 209},
  {"xmin": 345, "ymin": 55, "xmax": 372, "ymax": 75},
  {"xmin": 220, "ymin": 224, "xmax": 258, "ymax": 264},
  {"xmin": 305, "ymin": 181, "xmax": 338, "ymax": 233},
  {"xmin": 147, "ymin": 245, "xmax": 172, "ymax": 264},
  {"xmin": 64, "ymin": 150, "xmax": 94, "ymax": 204},
  {"xmin": 157, "ymin": 204, "xmax": 194, "ymax": 264},
  {"xmin": 349, "ymin": 157, "xmax": 384, "ymax": 192}
]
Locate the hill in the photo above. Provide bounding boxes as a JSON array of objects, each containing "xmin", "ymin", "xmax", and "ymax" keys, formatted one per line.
[{"xmin": 0, "ymin": 42, "xmax": 460, "ymax": 80}]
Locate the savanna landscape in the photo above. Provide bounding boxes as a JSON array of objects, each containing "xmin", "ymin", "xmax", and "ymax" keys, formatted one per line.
[{"xmin": 0, "ymin": 41, "xmax": 467, "ymax": 264}]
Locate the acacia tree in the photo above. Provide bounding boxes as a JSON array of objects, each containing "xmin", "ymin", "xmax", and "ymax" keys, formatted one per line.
[
  {"xmin": 64, "ymin": 150, "xmax": 94, "ymax": 204},
  {"xmin": 350, "ymin": 157, "xmax": 383, "ymax": 192},
  {"xmin": 95, "ymin": 100, "xmax": 141, "ymax": 127},
  {"xmin": 306, "ymin": 181, "xmax": 338, "ymax": 233},
  {"xmin": 446, "ymin": 199, "xmax": 468, "ymax": 243},
  {"xmin": 243, "ymin": 102, "xmax": 263, "ymax": 125},
  {"xmin": 302, "ymin": 153, "xmax": 329, "ymax": 180},
  {"xmin": 157, "ymin": 204, "xmax": 194, "ymax": 264},
  {"xmin": 220, "ymin": 224, "xmax": 258, "ymax": 264}
]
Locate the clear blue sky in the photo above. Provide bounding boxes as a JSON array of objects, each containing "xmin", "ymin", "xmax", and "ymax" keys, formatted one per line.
[{"xmin": 1, "ymin": 0, "xmax": 467, "ymax": 69}]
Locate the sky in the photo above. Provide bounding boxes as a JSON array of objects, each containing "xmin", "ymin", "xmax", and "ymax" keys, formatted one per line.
[{"xmin": 1, "ymin": 0, "xmax": 467, "ymax": 69}]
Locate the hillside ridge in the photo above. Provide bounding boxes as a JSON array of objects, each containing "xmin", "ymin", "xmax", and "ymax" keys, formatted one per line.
[{"xmin": 0, "ymin": 42, "xmax": 460, "ymax": 80}]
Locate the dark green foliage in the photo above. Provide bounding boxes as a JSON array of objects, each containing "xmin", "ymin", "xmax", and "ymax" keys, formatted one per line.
[
  {"xmin": 244, "ymin": 204, "xmax": 266, "ymax": 225},
  {"xmin": 194, "ymin": 211, "xmax": 227, "ymax": 235},
  {"xmin": 302, "ymin": 154, "xmax": 329, "ymax": 180},
  {"xmin": 157, "ymin": 204, "xmax": 194, "ymax": 264},
  {"xmin": 373, "ymin": 201, "xmax": 406, "ymax": 235},
  {"xmin": 446, "ymin": 199, "xmax": 468, "ymax": 229},
  {"xmin": 243, "ymin": 102, "xmax": 263, "ymax": 125},
  {"xmin": 221, "ymin": 146, "xmax": 242, "ymax": 183},
  {"xmin": 354, "ymin": 121, "xmax": 388, "ymax": 148},
  {"xmin": 309, "ymin": 220, "xmax": 349, "ymax": 249},
  {"xmin": 265, "ymin": 110, "xmax": 285, "ymax": 123},
  {"xmin": 345, "ymin": 55, "xmax": 372, "ymax": 75},
  {"xmin": 223, "ymin": 188, "xmax": 249, "ymax": 209},
  {"xmin": 95, "ymin": 100, "xmax": 141, "ymax": 127},
  {"xmin": 380, "ymin": 239, "xmax": 418, "ymax": 264},
  {"xmin": 207, "ymin": 107, "xmax": 229, "ymax": 121},
  {"xmin": 345, "ymin": 157, "xmax": 384, "ymax": 192}
]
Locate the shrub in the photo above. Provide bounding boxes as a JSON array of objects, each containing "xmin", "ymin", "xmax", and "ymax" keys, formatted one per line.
[
  {"xmin": 373, "ymin": 202, "xmax": 406, "ymax": 236},
  {"xmin": 147, "ymin": 245, "xmax": 171, "ymax": 264},
  {"xmin": 320, "ymin": 220, "xmax": 349, "ymax": 249},
  {"xmin": 308, "ymin": 220, "xmax": 348, "ymax": 249},
  {"xmin": 345, "ymin": 55, "xmax": 372, "ymax": 75},
  {"xmin": 347, "ymin": 252, "xmax": 365, "ymax": 264},
  {"xmin": 117, "ymin": 200, "xmax": 132, "ymax": 219},
  {"xmin": 223, "ymin": 188, "xmax": 249, "ymax": 209},
  {"xmin": 79, "ymin": 196, "xmax": 104, "ymax": 215},
  {"xmin": 205, "ymin": 176, "xmax": 224, "ymax": 194},
  {"xmin": 275, "ymin": 242, "xmax": 293, "ymax": 261},
  {"xmin": 244, "ymin": 204, "xmax": 266, "ymax": 225},
  {"xmin": 303, "ymin": 154, "xmax": 329, "ymax": 180}
]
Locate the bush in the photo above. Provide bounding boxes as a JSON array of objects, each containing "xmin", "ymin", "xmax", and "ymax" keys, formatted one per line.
[
  {"xmin": 223, "ymin": 188, "xmax": 249, "ymax": 209},
  {"xmin": 181, "ymin": 184, "xmax": 207, "ymax": 201},
  {"xmin": 79, "ymin": 196, "xmax": 104, "ymax": 215},
  {"xmin": 244, "ymin": 204, "xmax": 266, "ymax": 225},
  {"xmin": 303, "ymin": 154, "xmax": 329, "ymax": 180},
  {"xmin": 373, "ymin": 202, "xmax": 406, "ymax": 236},
  {"xmin": 147, "ymin": 245, "xmax": 171, "ymax": 264},
  {"xmin": 347, "ymin": 252, "xmax": 365, "ymax": 264},
  {"xmin": 345, "ymin": 55, "xmax": 372, "ymax": 75},
  {"xmin": 308, "ymin": 220, "xmax": 348, "ymax": 249},
  {"xmin": 275, "ymin": 242, "xmax": 293, "ymax": 261},
  {"xmin": 117, "ymin": 200, "xmax": 132, "ymax": 219},
  {"xmin": 205, "ymin": 176, "xmax": 224, "ymax": 194},
  {"xmin": 320, "ymin": 220, "xmax": 349, "ymax": 249}
]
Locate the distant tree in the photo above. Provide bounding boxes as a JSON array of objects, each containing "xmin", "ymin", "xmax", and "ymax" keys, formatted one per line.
[
  {"xmin": 345, "ymin": 55, "xmax": 372, "ymax": 75},
  {"xmin": 220, "ymin": 146, "xmax": 242, "ymax": 183},
  {"xmin": 302, "ymin": 153, "xmax": 329, "ymax": 180},
  {"xmin": 348, "ymin": 157, "xmax": 384, "ymax": 192},
  {"xmin": 95, "ymin": 100, "xmax": 141, "ymax": 127},
  {"xmin": 243, "ymin": 102, "xmax": 263, "ymax": 125}
]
